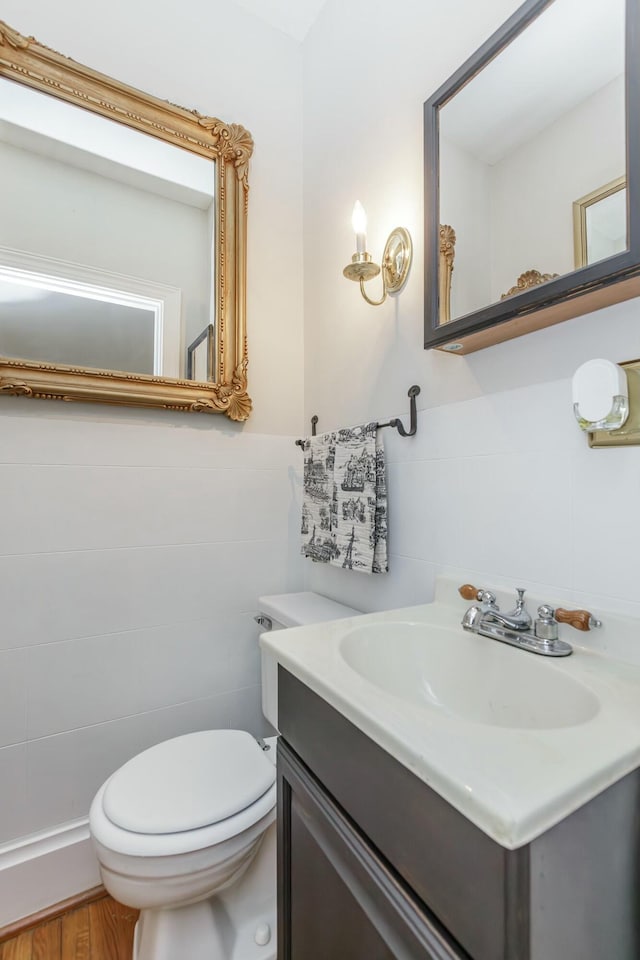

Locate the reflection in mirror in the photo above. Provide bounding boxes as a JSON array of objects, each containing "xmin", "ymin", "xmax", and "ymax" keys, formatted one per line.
[
  {"xmin": 573, "ymin": 177, "xmax": 627, "ymax": 268},
  {"xmin": 0, "ymin": 266, "xmax": 180, "ymax": 376},
  {"xmin": 186, "ymin": 325, "xmax": 214, "ymax": 381},
  {"xmin": 438, "ymin": 0, "xmax": 626, "ymax": 323},
  {"xmin": 0, "ymin": 77, "xmax": 213, "ymax": 379},
  {"xmin": 500, "ymin": 268, "xmax": 559, "ymax": 300},
  {"xmin": 0, "ymin": 280, "xmax": 155, "ymax": 375}
]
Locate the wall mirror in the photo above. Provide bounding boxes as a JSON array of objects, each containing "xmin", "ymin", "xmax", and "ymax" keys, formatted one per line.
[
  {"xmin": 0, "ymin": 20, "xmax": 253, "ymax": 419},
  {"xmin": 424, "ymin": 0, "xmax": 640, "ymax": 355}
]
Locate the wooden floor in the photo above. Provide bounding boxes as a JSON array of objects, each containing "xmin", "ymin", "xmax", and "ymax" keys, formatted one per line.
[{"xmin": 0, "ymin": 897, "xmax": 138, "ymax": 960}]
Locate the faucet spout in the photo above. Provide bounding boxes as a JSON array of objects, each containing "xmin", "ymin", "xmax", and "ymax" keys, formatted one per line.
[
  {"xmin": 461, "ymin": 605, "xmax": 484, "ymax": 632},
  {"xmin": 462, "ymin": 587, "xmax": 532, "ymax": 632},
  {"xmin": 481, "ymin": 609, "xmax": 531, "ymax": 631}
]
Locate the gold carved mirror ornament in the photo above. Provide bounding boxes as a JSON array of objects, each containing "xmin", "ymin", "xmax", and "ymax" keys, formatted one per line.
[
  {"xmin": 0, "ymin": 20, "xmax": 253, "ymax": 420},
  {"xmin": 438, "ymin": 224, "xmax": 456, "ymax": 324}
]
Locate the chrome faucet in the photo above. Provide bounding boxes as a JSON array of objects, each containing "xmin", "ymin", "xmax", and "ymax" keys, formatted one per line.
[
  {"xmin": 485, "ymin": 587, "xmax": 532, "ymax": 631},
  {"xmin": 459, "ymin": 584, "xmax": 601, "ymax": 658},
  {"xmin": 460, "ymin": 585, "xmax": 531, "ymax": 632}
]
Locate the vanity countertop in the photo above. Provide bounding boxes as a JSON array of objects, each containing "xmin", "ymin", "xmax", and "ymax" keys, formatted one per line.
[{"xmin": 260, "ymin": 580, "xmax": 640, "ymax": 849}]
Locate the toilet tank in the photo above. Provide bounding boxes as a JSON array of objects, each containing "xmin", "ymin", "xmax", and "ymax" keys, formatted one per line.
[{"xmin": 257, "ymin": 592, "xmax": 361, "ymax": 729}]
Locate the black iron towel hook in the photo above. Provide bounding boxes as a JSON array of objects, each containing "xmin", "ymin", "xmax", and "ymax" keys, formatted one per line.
[
  {"xmin": 295, "ymin": 385, "xmax": 420, "ymax": 447},
  {"xmin": 378, "ymin": 384, "xmax": 420, "ymax": 437}
]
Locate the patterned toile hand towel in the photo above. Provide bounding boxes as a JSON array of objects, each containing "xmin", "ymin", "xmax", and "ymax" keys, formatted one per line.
[{"xmin": 301, "ymin": 422, "xmax": 388, "ymax": 574}]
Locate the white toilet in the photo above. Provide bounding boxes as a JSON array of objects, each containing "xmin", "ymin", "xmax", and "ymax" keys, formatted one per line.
[{"xmin": 89, "ymin": 591, "xmax": 360, "ymax": 960}]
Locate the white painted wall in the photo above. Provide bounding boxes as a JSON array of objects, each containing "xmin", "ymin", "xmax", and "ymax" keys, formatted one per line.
[
  {"xmin": 0, "ymin": 0, "xmax": 305, "ymax": 874},
  {"xmin": 302, "ymin": 0, "xmax": 640, "ymax": 627}
]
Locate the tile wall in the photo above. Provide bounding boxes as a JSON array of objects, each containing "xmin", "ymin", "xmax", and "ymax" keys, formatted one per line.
[
  {"xmin": 306, "ymin": 362, "xmax": 640, "ymax": 621},
  {"xmin": 0, "ymin": 402, "xmax": 302, "ymax": 843}
]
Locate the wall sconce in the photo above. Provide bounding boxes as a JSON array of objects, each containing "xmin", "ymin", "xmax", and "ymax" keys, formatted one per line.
[
  {"xmin": 343, "ymin": 202, "xmax": 412, "ymax": 306},
  {"xmin": 572, "ymin": 358, "xmax": 640, "ymax": 447}
]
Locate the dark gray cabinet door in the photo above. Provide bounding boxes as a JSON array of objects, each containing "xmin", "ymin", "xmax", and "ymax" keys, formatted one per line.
[
  {"xmin": 277, "ymin": 668, "xmax": 640, "ymax": 960},
  {"xmin": 278, "ymin": 741, "xmax": 470, "ymax": 960},
  {"xmin": 278, "ymin": 667, "xmax": 529, "ymax": 960}
]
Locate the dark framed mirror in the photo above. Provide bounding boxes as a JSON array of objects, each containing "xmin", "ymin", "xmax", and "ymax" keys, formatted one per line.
[{"xmin": 424, "ymin": 0, "xmax": 640, "ymax": 355}]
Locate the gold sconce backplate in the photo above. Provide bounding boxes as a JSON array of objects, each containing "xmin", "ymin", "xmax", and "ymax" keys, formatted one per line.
[{"xmin": 382, "ymin": 227, "xmax": 412, "ymax": 294}]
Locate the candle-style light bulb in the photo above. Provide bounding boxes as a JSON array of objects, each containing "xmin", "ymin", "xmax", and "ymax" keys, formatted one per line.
[{"xmin": 352, "ymin": 201, "xmax": 367, "ymax": 255}]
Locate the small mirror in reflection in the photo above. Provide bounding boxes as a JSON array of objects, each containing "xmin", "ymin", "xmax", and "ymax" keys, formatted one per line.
[{"xmin": 573, "ymin": 177, "xmax": 627, "ymax": 268}]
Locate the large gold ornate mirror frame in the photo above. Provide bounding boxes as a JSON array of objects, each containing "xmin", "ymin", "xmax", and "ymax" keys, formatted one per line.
[{"xmin": 0, "ymin": 21, "xmax": 253, "ymax": 420}]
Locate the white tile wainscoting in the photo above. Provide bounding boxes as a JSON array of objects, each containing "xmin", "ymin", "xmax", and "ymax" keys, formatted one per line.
[
  {"xmin": 305, "ymin": 369, "xmax": 640, "ymax": 623},
  {"xmin": 0, "ymin": 403, "xmax": 303, "ymax": 924}
]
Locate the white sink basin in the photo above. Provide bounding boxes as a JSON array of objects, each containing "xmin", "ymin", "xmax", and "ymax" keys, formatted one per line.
[
  {"xmin": 261, "ymin": 578, "xmax": 640, "ymax": 847},
  {"xmin": 340, "ymin": 622, "xmax": 600, "ymax": 729}
]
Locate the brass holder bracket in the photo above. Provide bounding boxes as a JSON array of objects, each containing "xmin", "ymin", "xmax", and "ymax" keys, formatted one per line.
[
  {"xmin": 588, "ymin": 360, "xmax": 640, "ymax": 447},
  {"xmin": 343, "ymin": 227, "xmax": 412, "ymax": 306}
]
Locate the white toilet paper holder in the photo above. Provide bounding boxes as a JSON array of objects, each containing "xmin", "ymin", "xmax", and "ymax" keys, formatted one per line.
[{"xmin": 573, "ymin": 358, "xmax": 640, "ymax": 447}]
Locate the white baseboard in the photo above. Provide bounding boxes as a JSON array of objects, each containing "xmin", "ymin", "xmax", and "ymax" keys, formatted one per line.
[{"xmin": 0, "ymin": 819, "xmax": 101, "ymax": 928}]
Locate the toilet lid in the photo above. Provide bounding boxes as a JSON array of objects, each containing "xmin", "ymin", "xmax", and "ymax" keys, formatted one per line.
[{"xmin": 102, "ymin": 730, "xmax": 276, "ymax": 835}]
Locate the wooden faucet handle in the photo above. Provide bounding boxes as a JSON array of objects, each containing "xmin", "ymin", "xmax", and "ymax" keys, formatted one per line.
[
  {"xmin": 555, "ymin": 608, "xmax": 596, "ymax": 631},
  {"xmin": 459, "ymin": 584, "xmax": 480, "ymax": 601}
]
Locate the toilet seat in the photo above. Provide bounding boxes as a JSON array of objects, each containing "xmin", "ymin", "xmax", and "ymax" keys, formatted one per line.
[
  {"xmin": 90, "ymin": 731, "xmax": 277, "ymax": 859},
  {"xmin": 103, "ymin": 730, "xmax": 275, "ymax": 834}
]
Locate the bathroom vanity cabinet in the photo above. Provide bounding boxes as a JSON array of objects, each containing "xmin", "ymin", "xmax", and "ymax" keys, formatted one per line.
[{"xmin": 277, "ymin": 668, "xmax": 640, "ymax": 960}]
